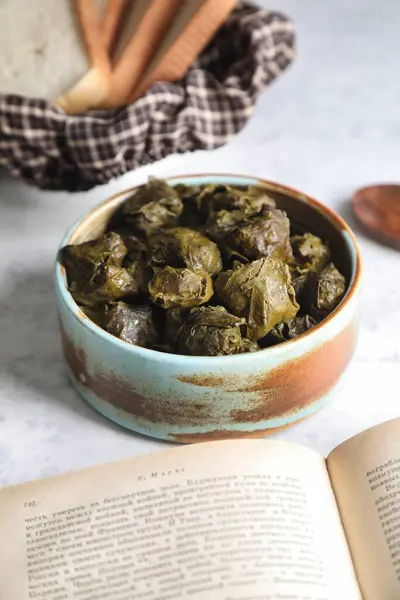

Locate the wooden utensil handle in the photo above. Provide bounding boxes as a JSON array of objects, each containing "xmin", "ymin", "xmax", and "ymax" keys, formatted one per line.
[
  {"xmin": 102, "ymin": 0, "xmax": 127, "ymax": 54},
  {"xmin": 107, "ymin": 0, "xmax": 183, "ymax": 107},
  {"xmin": 74, "ymin": 0, "xmax": 111, "ymax": 74}
]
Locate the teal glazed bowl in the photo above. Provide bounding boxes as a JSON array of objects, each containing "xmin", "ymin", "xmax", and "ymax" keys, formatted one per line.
[{"xmin": 55, "ymin": 175, "xmax": 362, "ymax": 443}]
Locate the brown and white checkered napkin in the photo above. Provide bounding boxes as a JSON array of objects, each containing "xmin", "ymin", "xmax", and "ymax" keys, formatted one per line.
[{"xmin": 0, "ymin": 3, "xmax": 295, "ymax": 192}]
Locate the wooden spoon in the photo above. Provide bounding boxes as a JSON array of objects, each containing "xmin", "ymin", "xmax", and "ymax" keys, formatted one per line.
[
  {"xmin": 102, "ymin": 0, "xmax": 128, "ymax": 54},
  {"xmin": 352, "ymin": 184, "xmax": 400, "ymax": 250},
  {"xmin": 104, "ymin": 0, "xmax": 184, "ymax": 108},
  {"xmin": 56, "ymin": 0, "xmax": 112, "ymax": 114},
  {"xmin": 130, "ymin": 0, "xmax": 237, "ymax": 102}
]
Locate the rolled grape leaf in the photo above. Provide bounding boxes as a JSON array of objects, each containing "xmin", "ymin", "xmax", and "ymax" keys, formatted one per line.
[
  {"xmin": 164, "ymin": 308, "xmax": 190, "ymax": 342},
  {"xmin": 81, "ymin": 305, "xmax": 109, "ymax": 329},
  {"xmin": 122, "ymin": 234, "xmax": 147, "ymax": 261},
  {"xmin": 60, "ymin": 178, "xmax": 344, "ymax": 355},
  {"xmin": 125, "ymin": 197, "xmax": 183, "ymax": 239},
  {"xmin": 176, "ymin": 306, "xmax": 245, "ymax": 356},
  {"xmin": 174, "ymin": 183, "xmax": 204, "ymax": 228},
  {"xmin": 197, "ymin": 184, "xmax": 243, "ymax": 219},
  {"xmin": 290, "ymin": 233, "xmax": 332, "ymax": 304},
  {"xmin": 121, "ymin": 177, "xmax": 182, "ymax": 238},
  {"xmin": 206, "ymin": 209, "xmax": 247, "ymax": 246},
  {"xmin": 71, "ymin": 264, "xmax": 140, "ymax": 308},
  {"xmin": 122, "ymin": 235, "xmax": 152, "ymax": 294},
  {"xmin": 291, "ymin": 233, "xmax": 331, "ymax": 272},
  {"xmin": 149, "ymin": 266, "xmax": 213, "ymax": 309},
  {"xmin": 265, "ymin": 315, "xmax": 317, "ymax": 345},
  {"xmin": 228, "ymin": 208, "xmax": 293, "ymax": 262},
  {"xmin": 207, "ymin": 207, "xmax": 293, "ymax": 263},
  {"xmin": 216, "ymin": 257, "xmax": 299, "ymax": 341},
  {"xmin": 309, "ymin": 262, "xmax": 346, "ymax": 316},
  {"xmin": 289, "ymin": 265, "xmax": 310, "ymax": 300},
  {"xmin": 245, "ymin": 185, "xmax": 277, "ymax": 209},
  {"xmin": 240, "ymin": 338, "xmax": 260, "ymax": 353},
  {"xmin": 122, "ymin": 177, "xmax": 180, "ymax": 214},
  {"xmin": 200, "ymin": 184, "xmax": 276, "ymax": 217},
  {"xmin": 61, "ymin": 231, "xmax": 127, "ymax": 291},
  {"xmin": 174, "ymin": 183, "xmax": 203, "ymax": 201},
  {"xmin": 150, "ymin": 227, "xmax": 223, "ymax": 275},
  {"xmin": 205, "ymin": 185, "xmax": 276, "ymax": 242},
  {"xmin": 106, "ymin": 303, "xmax": 158, "ymax": 348}
]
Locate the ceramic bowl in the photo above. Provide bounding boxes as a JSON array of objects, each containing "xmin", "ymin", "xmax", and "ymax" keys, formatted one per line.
[{"xmin": 55, "ymin": 174, "xmax": 362, "ymax": 442}]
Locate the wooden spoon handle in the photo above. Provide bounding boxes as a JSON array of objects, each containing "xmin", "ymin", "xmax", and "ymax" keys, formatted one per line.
[
  {"xmin": 56, "ymin": 0, "xmax": 112, "ymax": 114},
  {"xmin": 74, "ymin": 0, "xmax": 111, "ymax": 74},
  {"xmin": 130, "ymin": 0, "xmax": 237, "ymax": 102},
  {"xmin": 107, "ymin": 0, "xmax": 183, "ymax": 108},
  {"xmin": 102, "ymin": 0, "xmax": 127, "ymax": 54}
]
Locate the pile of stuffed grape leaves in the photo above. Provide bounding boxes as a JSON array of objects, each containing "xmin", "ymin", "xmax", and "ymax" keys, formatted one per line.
[{"xmin": 60, "ymin": 178, "xmax": 347, "ymax": 356}]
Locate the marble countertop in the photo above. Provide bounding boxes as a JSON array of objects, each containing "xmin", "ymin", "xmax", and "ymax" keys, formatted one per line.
[{"xmin": 1, "ymin": 0, "xmax": 399, "ymax": 488}]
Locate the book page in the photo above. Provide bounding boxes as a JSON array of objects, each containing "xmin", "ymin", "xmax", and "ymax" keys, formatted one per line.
[
  {"xmin": 0, "ymin": 439, "xmax": 361, "ymax": 600},
  {"xmin": 328, "ymin": 417, "xmax": 400, "ymax": 600}
]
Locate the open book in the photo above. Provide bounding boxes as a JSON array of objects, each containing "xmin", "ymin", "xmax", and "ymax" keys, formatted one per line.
[{"xmin": 2, "ymin": 418, "xmax": 400, "ymax": 599}]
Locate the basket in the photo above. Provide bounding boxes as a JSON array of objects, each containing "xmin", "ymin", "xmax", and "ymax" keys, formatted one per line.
[{"xmin": 0, "ymin": 2, "xmax": 295, "ymax": 192}]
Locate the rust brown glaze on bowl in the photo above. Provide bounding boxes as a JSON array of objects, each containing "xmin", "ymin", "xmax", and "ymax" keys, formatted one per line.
[{"xmin": 55, "ymin": 175, "xmax": 362, "ymax": 443}]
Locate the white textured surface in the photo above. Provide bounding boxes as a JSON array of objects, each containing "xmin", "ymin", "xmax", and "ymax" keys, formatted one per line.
[
  {"xmin": 0, "ymin": 0, "xmax": 89, "ymax": 99},
  {"xmin": 1, "ymin": 0, "xmax": 400, "ymax": 487}
]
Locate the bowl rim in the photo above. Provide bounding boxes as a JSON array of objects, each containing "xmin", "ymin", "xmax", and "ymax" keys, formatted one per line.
[{"xmin": 55, "ymin": 173, "xmax": 363, "ymax": 365}]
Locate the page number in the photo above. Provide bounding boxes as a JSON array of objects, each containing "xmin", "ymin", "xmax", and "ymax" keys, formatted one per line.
[{"xmin": 24, "ymin": 501, "xmax": 36, "ymax": 508}]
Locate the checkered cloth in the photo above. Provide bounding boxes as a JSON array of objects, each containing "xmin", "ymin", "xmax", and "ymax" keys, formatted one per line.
[{"xmin": 0, "ymin": 2, "xmax": 295, "ymax": 192}]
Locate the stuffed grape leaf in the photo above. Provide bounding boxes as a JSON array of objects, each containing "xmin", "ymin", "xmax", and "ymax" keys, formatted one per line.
[
  {"xmin": 207, "ymin": 207, "xmax": 293, "ymax": 263},
  {"xmin": 206, "ymin": 209, "xmax": 247, "ymax": 247},
  {"xmin": 61, "ymin": 232, "xmax": 151, "ymax": 309},
  {"xmin": 245, "ymin": 185, "xmax": 277, "ymax": 209},
  {"xmin": 122, "ymin": 235, "xmax": 152, "ymax": 294},
  {"xmin": 81, "ymin": 305, "xmax": 109, "ymax": 329},
  {"xmin": 175, "ymin": 183, "xmax": 204, "ymax": 228},
  {"xmin": 227, "ymin": 208, "xmax": 293, "ymax": 262},
  {"xmin": 61, "ymin": 231, "xmax": 127, "ymax": 291},
  {"xmin": 164, "ymin": 308, "xmax": 190, "ymax": 342},
  {"xmin": 266, "ymin": 315, "xmax": 317, "ymax": 345},
  {"xmin": 121, "ymin": 177, "xmax": 183, "ymax": 238},
  {"xmin": 199, "ymin": 183, "xmax": 276, "ymax": 217},
  {"xmin": 216, "ymin": 257, "xmax": 299, "ymax": 341},
  {"xmin": 309, "ymin": 262, "xmax": 346, "ymax": 316},
  {"xmin": 174, "ymin": 183, "xmax": 203, "ymax": 202},
  {"xmin": 61, "ymin": 178, "xmax": 347, "ymax": 354},
  {"xmin": 176, "ymin": 306, "xmax": 245, "ymax": 356},
  {"xmin": 289, "ymin": 266, "xmax": 310, "ymax": 300},
  {"xmin": 240, "ymin": 337, "xmax": 261, "ymax": 353},
  {"xmin": 150, "ymin": 227, "xmax": 223, "ymax": 275},
  {"xmin": 106, "ymin": 303, "xmax": 158, "ymax": 348},
  {"xmin": 289, "ymin": 233, "xmax": 332, "ymax": 306},
  {"xmin": 291, "ymin": 233, "xmax": 331, "ymax": 272},
  {"xmin": 197, "ymin": 184, "xmax": 243, "ymax": 219},
  {"xmin": 71, "ymin": 264, "xmax": 140, "ymax": 308},
  {"xmin": 122, "ymin": 177, "xmax": 180, "ymax": 214},
  {"xmin": 149, "ymin": 266, "xmax": 213, "ymax": 309}
]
